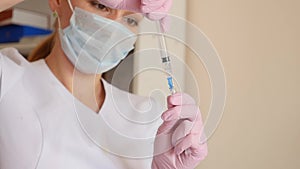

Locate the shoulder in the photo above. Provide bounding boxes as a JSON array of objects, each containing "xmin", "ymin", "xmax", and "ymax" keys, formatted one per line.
[
  {"xmin": 103, "ymin": 79, "xmax": 164, "ymax": 116},
  {"xmin": 0, "ymin": 47, "xmax": 29, "ymax": 66},
  {"xmin": 102, "ymin": 79, "xmax": 164, "ymax": 136},
  {"xmin": 0, "ymin": 48, "xmax": 29, "ymax": 100}
]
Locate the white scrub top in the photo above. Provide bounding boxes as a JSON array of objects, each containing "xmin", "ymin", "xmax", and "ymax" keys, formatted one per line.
[{"xmin": 0, "ymin": 48, "xmax": 163, "ymax": 169}]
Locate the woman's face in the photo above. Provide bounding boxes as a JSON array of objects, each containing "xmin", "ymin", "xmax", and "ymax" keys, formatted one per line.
[{"xmin": 49, "ymin": 0, "xmax": 143, "ymax": 33}]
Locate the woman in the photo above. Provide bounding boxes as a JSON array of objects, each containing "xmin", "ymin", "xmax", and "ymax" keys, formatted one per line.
[{"xmin": 0, "ymin": 0, "xmax": 207, "ymax": 168}]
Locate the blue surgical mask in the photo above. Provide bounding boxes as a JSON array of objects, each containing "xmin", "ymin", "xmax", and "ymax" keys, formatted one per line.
[{"xmin": 58, "ymin": 4, "xmax": 137, "ymax": 74}]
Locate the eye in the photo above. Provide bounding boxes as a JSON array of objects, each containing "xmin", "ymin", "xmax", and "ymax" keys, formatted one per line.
[
  {"xmin": 90, "ymin": 1, "xmax": 110, "ymax": 12},
  {"xmin": 123, "ymin": 16, "xmax": 139, "ymax": 27}
]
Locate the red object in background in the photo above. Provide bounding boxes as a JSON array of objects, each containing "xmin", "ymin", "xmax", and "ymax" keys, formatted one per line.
[{"xmin": 0, "ymin": 9, "xmax": 13, "ymax": 22}]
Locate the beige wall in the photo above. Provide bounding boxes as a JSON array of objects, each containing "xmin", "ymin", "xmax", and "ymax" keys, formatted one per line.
[
  {"xmin": 133, "ymin": 0, "xmax": 187, "ymax": 104},
  {"xmin": 186, "ymin": 0, "xmax": 300, "ymax": 168}
]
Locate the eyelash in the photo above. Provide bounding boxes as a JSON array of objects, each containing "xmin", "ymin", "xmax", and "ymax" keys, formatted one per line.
[
  {"xmin": 123, "ymin": 17, "xmax": 139, "ymax": 27},
  {"xmin": 89, "ymin": 1, "xmax": 139, "ymax": 27},
  {"xmin": 90, "ymin": 1, "xmax": 110, "ymax": 12}
]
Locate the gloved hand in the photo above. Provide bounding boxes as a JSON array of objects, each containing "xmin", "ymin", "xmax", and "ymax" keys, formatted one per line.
[
  {"xmin": 152, "ymin": 93, "xmax": 208, "ymax": 169},
  {"xmin": 99, "ymin": 0, "xmax": 172, "ymax": 32},
  {"xmin": 0, "ymin": 0, "xmax": 24, "ymax": 12}
]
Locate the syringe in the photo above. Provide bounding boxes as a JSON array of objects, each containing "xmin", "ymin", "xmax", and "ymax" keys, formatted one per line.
[{"xmin": 156, "ymin": 22, "xmax": 176, "ymax": 95}]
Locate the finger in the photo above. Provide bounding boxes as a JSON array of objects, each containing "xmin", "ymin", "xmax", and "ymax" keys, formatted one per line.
[
  {"xmin": 161, "ymin": 105, "xmax": 200, "ymax": 122},
  {"xmin": 156, "ymin": 119, "xmax": 178, "ymax": 135},
  {"xmin": 145, "ymin": 12, "xmax": 165, "ymax": 21},
  {"xmin": 174, "ymin": 133, "xmax": 194, "ymax": 155},
  {"xmin": 154, "ymin": 119, "xmax": 179, "ymax": 155},
  {"xmin": 190, "ymin": 141, "xmax": 208, "ymax": 160},
  {"xmin": 171, "ymin": 120, "xmax": 193, "ymax": 146},
  {"xmin": 141, "ymin": 0, "xmax": 172, "ymax": 14},
  {"xmin": 153, "ymin": 133, "xmax": 173, "ymax": 155},
  {"xmin": 174, "ymin": 133, "xmax": 208, "ymax": 160},
  {"xmin": 158, "ymin": 104, "xmax": 203, "ymax": 135},
  {"xmin": 160, "ymin": 16, "xmax": 171, "ymax": 33},
  {"xmin": 167, "ymin": 92, "xmax": 196, "ymax": 107}
]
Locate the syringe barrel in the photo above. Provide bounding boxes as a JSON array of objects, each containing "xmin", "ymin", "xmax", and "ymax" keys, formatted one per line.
[
  {"xmin": 162, "ymin": 60, "xmax": 173, "ymax": 75},
  {"xmin": 156, "ymin": 21, "xmax": 176, "ymax": 94}
]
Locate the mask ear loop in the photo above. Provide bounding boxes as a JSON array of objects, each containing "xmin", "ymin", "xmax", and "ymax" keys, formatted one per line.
[
  {"xmin": 67, "ymin": 0, "xmax": 74, "ymax": 12},
  {"xmin": 53, "ymin": 11, "xmax": 62, "ymax": 29}
]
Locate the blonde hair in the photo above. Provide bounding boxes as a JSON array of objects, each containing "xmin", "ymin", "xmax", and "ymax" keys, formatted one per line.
[
  {"xmin": 27, "ymin": 32, "xmax": 56, "ymax": 62},
  {"xmin": 27, "ymin": 20, "xmax": 58, "ymax": 62}
]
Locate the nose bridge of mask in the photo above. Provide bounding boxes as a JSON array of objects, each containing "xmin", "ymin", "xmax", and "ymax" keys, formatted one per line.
[
  {"xmin": 74, "ymin": 8, "xmax": 133, "ymax": 36},
  {"xmin": 72, "ymin": 8, "xmax": 136, "ymax": 49},
  {"xmin": 65, "ymin": 0, "xmax": 135, "ymax": 37},
  {"xmin": 67, "ymin": 24, "xmax": 117, "ymax": 59},
  {"xmin": 64, "ymin": 18, "xmax": 129, "ymax": 63}
]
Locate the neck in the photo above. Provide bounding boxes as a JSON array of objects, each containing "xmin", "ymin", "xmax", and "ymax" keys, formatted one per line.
[{"xmin": 45, "ymin": 37, "xmax": 105, "ymax": 113}]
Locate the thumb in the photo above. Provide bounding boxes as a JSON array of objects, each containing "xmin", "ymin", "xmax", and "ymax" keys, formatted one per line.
[{"xmin": 159, "ymin": 16, "xmax": 171, "ymax": 33}]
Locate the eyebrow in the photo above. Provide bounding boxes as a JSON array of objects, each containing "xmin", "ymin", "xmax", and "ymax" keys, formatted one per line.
[{"xmin": 123, "ymin": 11, "xmax": 144, "ymax": 19}]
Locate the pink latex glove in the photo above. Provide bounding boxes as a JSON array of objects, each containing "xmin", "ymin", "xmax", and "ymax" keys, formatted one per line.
[
  {"xmin": 152, "ymin": 93, "xmax": 208, "ymax": 169},
  {"xmin": 0, "ymin": 0, "xmax": 24, "ymax": 12},
  {"xmin": 98, "ymin": 0, "xmax": 172, "ymax": 32}
]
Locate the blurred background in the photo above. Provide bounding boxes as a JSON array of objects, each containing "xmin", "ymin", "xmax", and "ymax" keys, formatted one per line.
[
  {"xmin": 186, "ymin": 0, "xmax": 300, "ymax": 169},
  {"xmin": 136, "ymin": 0, "xmax": 300, "ymax": 168},
  {"xmin": 1, "ymin": 0, "xmax": 299, "ymax": 168},
  {"xmin": 185, "ymin": 0, "xmax": 299, "ymax": 168}
]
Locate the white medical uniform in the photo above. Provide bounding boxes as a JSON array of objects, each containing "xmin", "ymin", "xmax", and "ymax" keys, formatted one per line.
[{"xmin": 0, "ymin": 48, "xmax": 163, "ymax": 169}]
